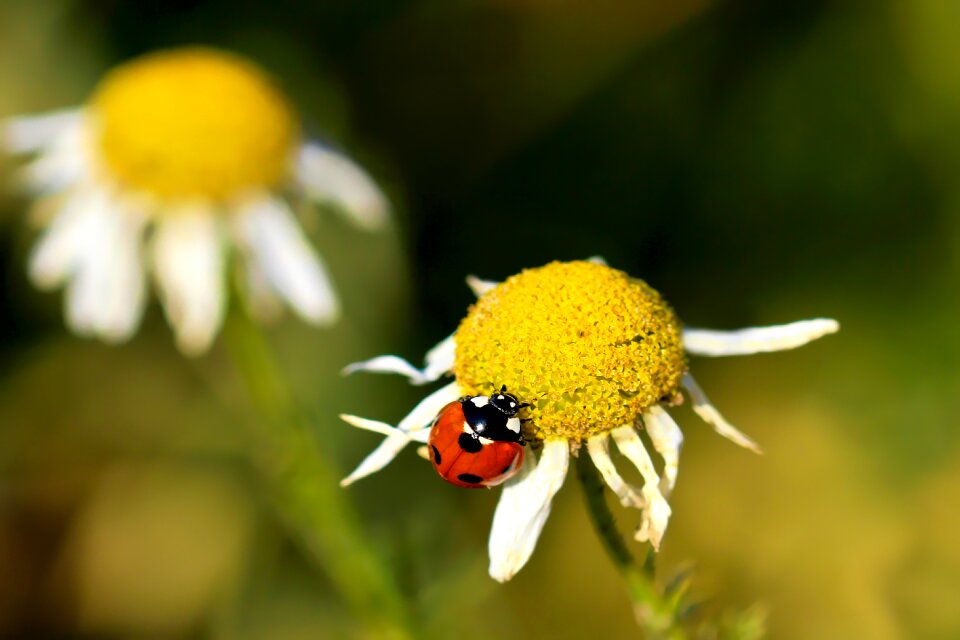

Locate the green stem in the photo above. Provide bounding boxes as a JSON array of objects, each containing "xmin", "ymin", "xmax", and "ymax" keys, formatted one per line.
[
  {"xmin": 222, "ymin": 307, "xmax": 414, "ymax": 640},
  {"xmin": 575, "ymin": 452, "xmax": 686, "ymax": 640}
]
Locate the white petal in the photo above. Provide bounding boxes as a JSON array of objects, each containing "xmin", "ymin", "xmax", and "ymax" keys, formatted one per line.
[
  {"xmin": 611, "ymin": 425, "xmax": 671, "ymax": 551},
  {"xmin": 643, "ymin": 405, "xmax": 684, "ymax": 496},
  {"xmin": 683, "ymin": 319, "xmax": 839, "ymax": 357},
  {"xmin": 586, "ymin": 432, "xmax": 644, "ymax": 508},
  {"xmin": 295, "ymin": 142, "xmax": 388, "ymax": 231},
  {"xmin": 466, "ymin": 275, "xmax": 498, "ymax": 298},
  {"xmin": 65, "ymin": 203, "xmax": 147, "ymax": 343},
  {"xmin": 28, "ymin": 189, "xmax": 110, "ymax": 289},
  {"xmin": 488, "ymin": 440, "xmax": 569, "ymax": 582},
  {"xmin": 342, "ymin": 355, "xmax": 427, "ymax": 381},
  {"xmin": 339, "ymin": 414, "xmax": 433, "ymax": 488},
  {"xmin": 343, "ymin": 334, "xmax": 455, "ymax": 385},
  {"xmin": 340, "ymin": 431, "xmax": 415, "ymax": 488},
  {"xmin": 3, "ymin": 108, "xmax": 83, "ymax": 153},
  {"xmin": 340, "ymin": 414, "xmax": 430, "ymax": 442},
  {"xmin": 682, "ymin": 373, "xmax": 762, "ymax": 454},
  {"xmin": 340, "ymin": 382, "xmax": 462, "ymax": 486},
  {"xmin": 233, "ymin": 195, "xmax": 340, "ymax": 325},
  {"xmin": 151, "ymin": 209, "xmax": 226, "ymax": 355},
  {"xmin": 16, "ymin": 122, "xmax": 89, "ymax": 194},
  {"xmin": 586, "ymin": 255, "xmax": 608, "ymax": 265},
  {"xmin": 396, "ymin": 380, "xmax": 462, "ymax": 432}
]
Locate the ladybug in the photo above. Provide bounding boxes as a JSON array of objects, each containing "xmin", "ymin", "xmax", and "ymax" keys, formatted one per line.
[{"xmin": 427, "ymin": 386, "xmax": 528, "ymax": 488}]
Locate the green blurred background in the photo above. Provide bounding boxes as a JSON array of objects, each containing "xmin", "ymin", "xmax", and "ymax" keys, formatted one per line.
[{"xmin": 1, "ymin": 0, "xmax": 958, "ymax": 638}]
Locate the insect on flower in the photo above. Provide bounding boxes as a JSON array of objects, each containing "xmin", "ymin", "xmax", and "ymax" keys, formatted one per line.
[
  {"xmin": 2, "ymin": 47, "xmax": 388, "ymax": 354},
  {"xmin": 427, "ymin": 387, "xmax": 527, "ymax": 488},
  {"xmin": 340, "ymin": 259, "xmax": 839, "ymax": 582}
]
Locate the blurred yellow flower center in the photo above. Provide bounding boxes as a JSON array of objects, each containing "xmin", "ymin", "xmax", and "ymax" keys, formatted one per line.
[
  {"xmin": 91, "ymin": 48, "xmax": 299, "ymax": 200},
  {"xmin": 454, "ymin": 261, "xmax": 686, "ymax": 441}
]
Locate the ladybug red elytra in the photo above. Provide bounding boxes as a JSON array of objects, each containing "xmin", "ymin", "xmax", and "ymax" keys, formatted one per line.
[{"xmin": 428, "ymin": 386, "xmax": 528, "ymax": 488}]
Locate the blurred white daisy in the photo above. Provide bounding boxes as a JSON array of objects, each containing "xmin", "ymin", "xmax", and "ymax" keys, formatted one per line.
[
  {"xmin": 340, "ymin": 260, "xmax": 838, "ymax": 582},
  {"xmin": 3, "ymin": 47, "xmax": 388, "ymax": 354}
]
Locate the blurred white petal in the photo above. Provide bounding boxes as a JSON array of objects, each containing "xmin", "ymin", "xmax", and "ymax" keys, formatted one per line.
[
  {"xmin": 295, "ymin": 142, "xmax": 388, "ymax": 230},
  {"xmin": 466, "ymin": 275, "xmax": 498, "ymax": 298},
  {"xmin": 611, "ymin": 425, "xmax": 671, "ymax": 551},
  {"xmin": 682, "ymin": 373, "xmax": 762, "ymax": 454},
  {"xmin": 234, "ymin": 195, "xmax": 339, "ymax": 325},
  {"xmin": 683, "ymin": 319, "xmax": 839, "ymax": 356},
  {"xmin": 16, "ymin": 122, "xmax": 89, "ymax": 194},
  {"xmin": 65, "ymin": 203, "xmax": 147, "ymax": 343},
  {"xmin": 643, "ymin": 405, "xmax": 684, "ymax": 496},
  {"xmin": 28, "ymin": 189, "xmax": 110, "ymax": 289},
  {"xmin": 343, "ymin": 334, "xmax": 455, "ymax": 385},
  {"xmin": 151, "ymin": 209, "xmax": 226, "ymax": 355},
  {"xmin": 586, "ymin": 255, "xmax": 608, "ymax": 265},
  {"xmin": 488, "ymin": 440, "xmax": 568, "ymax": 582},
  {"xmin": 340, "ymin": 382, "xmax": 461, "ymax": 486},
  {"xmin": 586, "ymin": 432, "xmax": 644, "ymax": 508},
  {"xmin": 3, "ymin": 108, "xmax": 83, "ymax": 153}
]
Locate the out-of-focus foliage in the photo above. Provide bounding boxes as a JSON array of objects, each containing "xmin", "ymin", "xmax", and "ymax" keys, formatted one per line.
[{"xmin": 1, "ymin": 0, "xmax": 958, "ymax": 638}]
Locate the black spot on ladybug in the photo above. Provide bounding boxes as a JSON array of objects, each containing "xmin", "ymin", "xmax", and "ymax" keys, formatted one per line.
[
  {"xmin": 431, "ymin": 445, "xmax": 442, "ymax": 465},
  {"xmin": 457, "ymin": 473, "xmax": 483, "ymax": 484},
  {"xmin": 458, "ymin": 432, "xmax": 483, "ymax": 453}
]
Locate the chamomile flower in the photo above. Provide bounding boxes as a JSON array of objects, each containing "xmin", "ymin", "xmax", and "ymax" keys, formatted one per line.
[
  {"xmin": 3, "ymin": 47, "xmax": 388, "ymax": 354},
  {"xmin": 340, "ymin": 260, "xmax": 838, "ymax": 582}
]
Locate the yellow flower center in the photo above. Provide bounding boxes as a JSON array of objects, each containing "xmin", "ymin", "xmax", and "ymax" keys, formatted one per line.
[
  {"xmin": 454, "ymin": 261, "xmax": 686, "ymax": 441},
  {"xmin": 91, "ymin": 47, "xmax": 299, "ymax": 200}
]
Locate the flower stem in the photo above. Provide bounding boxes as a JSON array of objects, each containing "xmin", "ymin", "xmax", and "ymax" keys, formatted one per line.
[
  {"xmin": 222, "ymin": 307, "xmax": 414, "ymax": 640},
  {"xmin": 575, "ymin": 452, "xmax": 686, "ymax": 640}
]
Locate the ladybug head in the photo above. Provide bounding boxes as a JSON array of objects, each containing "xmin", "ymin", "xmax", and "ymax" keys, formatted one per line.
[{"xmin": 490, "ymin": 385, "xmax": 529, "ymax": 417}]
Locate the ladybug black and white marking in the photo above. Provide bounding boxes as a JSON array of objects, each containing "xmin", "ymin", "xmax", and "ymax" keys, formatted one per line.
[{"xmin": 427, "ymin": 387, "xmax": 528, "ymax": 488}]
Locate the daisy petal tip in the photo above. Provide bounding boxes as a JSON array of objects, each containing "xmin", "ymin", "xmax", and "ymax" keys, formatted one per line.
[
  {"xmin": 175, "ymin": 340, "xmax": 208, "ymax": 358},
  {"xmin": 488, "ymin": 566, "xmax": 514, "ymax": 584},
  {"xmin": 99, "ymin": 327, "xmax": 136, "ymax": 346},
  {"xmin": 339, "ymin": 413, "xmax": 364, "ymax": 427},
  {"xmin": 351, "ymin": 199, "xmax": 390, "ymax": 232},
  {"xmin": 172, "ymin": 326, "xmax": 218, "ymax": 357},
  {"xmin": 723, "ymin": 425, "xmax": 763, "ymax": 454},
  {"xmin": 338, "ymin": 413, "xmax": 367, "ymax": 430},
  {"xmin": 466, "ymin": 275, "xmax": 498, "ymax": 297},
  {"xmin": 300, "ymin": 301, "xmax": 341, "ymax": 327},
  {"xmin": 817, "ymin": 318, "xmax": 840, "ymax": 336},
  {"xmin": 636, "ymin": 531, "xmax": 662, "ymax": 553},
  {"xmin": 635, "ymin": 507, "xmax": 669, "ymax": 551}
]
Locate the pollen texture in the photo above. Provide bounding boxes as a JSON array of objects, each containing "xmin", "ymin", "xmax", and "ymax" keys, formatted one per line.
[
  {"xmin": 454, "ymin": 261, "xmax": 686, "ymax": 441},
  {"xmin": 91, "ymin": 47, "xmax": 299, "ymax": 200}
]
